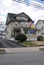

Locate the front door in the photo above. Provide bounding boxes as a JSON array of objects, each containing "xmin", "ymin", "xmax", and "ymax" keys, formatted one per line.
[{"xmin": 14, "ymin": 28, "xmax": 21, "ymax": 38}]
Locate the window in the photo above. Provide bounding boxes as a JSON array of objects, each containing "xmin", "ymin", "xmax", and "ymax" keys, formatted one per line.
[
  {"xmin": 20, "ymin": 23, "xmax": 24, "ymax": 27},
  {"xmin": 24, "ymin": 28, "xmax": 30, "ymax": 34},
  {"xmin": 16, "ymin": 16, "xmax": 27, "ymax": 21},
  {"xmin": 42, "ymin": 33, "xmax": 44, "ymax": 34},
  {"xmin": 15, "ymin": 22, "xmax": 18, "ymax": 26},
  {"xmin": 25, "ymin": 24, "xmax": 27, "ymax": 27},
  {"xmin": 15, "ymin": 24, "xmax": 17, "ymax": 26},
  {"xmin": 39, "ymin": 22, "xmax": 41, "ymax": 24}
]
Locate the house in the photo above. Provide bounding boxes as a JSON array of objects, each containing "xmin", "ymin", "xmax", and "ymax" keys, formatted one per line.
[
  {"xmin": 0, "ymin": 22, "xmax": 6, "ymax": 39},
  {"xmin": 35, "ymin": 20, "xmax": 44, "ymax": 37},
  {"xmin": 6, "ymin": 12, "xmax": 36, "ymax": 40}
]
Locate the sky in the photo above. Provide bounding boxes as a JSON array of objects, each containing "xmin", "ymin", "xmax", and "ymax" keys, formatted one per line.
[{"xmin": 0, "ymin": 0, "xmax": 44, "ymax": 24}]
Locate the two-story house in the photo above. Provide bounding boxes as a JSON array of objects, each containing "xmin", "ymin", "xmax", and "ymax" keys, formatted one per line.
[
  {"xmin": 6, "ymin": 12, "xmax": 36, "ymax": 40},
  {"xmin": 36, "ymin": 20, "xmax": 44, "ymax": 37}
]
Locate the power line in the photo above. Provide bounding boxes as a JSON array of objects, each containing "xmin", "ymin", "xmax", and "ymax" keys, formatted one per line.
[
  {"xmin": 30, "ymin": 1, "xmax": 44, "ymax": 10},
  {"xmin": 12, "ymin": 0, "xmax": 44, "ymax": 10}
]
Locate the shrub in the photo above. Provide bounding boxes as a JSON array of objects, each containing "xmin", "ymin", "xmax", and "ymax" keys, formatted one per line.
[
  {"xmin": 15, "ymin": 33, "xmax": 27, "ymax": 43},
  {"xmin": 37, "ymin": 36, "xmax": 43, "ymax": 41}
]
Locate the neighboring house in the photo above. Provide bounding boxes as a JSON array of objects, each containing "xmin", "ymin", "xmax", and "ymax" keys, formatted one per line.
[
  {"xmin": 6, "ymin": 12, "xmax": 36, "ymax": 40},
  {"xmin": 0, "ymin": 30, "xmax": 6, "ymax": 39},
  {"xmin": 35, "ymin": 20, "xmax": 44, "ymax": 37},
  {"xmin": 0, "ymin": 23, "xmax": 6, "ymax": 39}
]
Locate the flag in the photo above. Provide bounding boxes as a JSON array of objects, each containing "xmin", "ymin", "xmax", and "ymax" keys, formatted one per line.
[{"xmin": 29, "ymin": 22, "xmax": 33, "ymax": 26}]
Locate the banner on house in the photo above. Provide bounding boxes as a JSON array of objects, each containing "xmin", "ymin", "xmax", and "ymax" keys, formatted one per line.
[
  {"xmin": 30, "ymin": 29, "xmax": 35, "ymax": 34},
  {"xmin": 31, "ymin": 25, "xmax": 35, "ymax": 29}
]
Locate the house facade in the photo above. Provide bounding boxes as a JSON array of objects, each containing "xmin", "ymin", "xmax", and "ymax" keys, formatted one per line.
[
  {"xmin": 6, "ymin": 12, "xmax": 36, "ymax": 40},
  {"xmin": 0, "ymin": 22, "xmax": 6, "ymax": 39},
  {"xmin": 36, "ymin": 20, "xmax": 44, "ymax": 37}
]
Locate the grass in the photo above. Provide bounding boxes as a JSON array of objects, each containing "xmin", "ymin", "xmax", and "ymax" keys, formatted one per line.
[
  {"xmin": 39, "ymin": 48, "xmax": 44, "ymax": 51},
  {"xmin": 0, "ymin": 49, "xmax": 6, "ymax": 54},
  {"xmin": 20, "ymin": 41, "xmax": 37, "ymax": 47}
]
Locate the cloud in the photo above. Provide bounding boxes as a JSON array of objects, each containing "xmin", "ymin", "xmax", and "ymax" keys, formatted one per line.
[
  {"xmin": 0, "ymin": 0, "xmax": 44, "ymax": 24},
  {"xmin": 0, "ymin": 0, "xmax": 12, "ymax": 24},
  {"xmin": 8, "ymin": 1, "xmax": 44, "ymax": 24}
]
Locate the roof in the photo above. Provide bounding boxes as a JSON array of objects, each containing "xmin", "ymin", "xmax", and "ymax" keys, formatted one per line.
[
  {"xmin": 36, "ymin": 19, "xmax": 44, "ymax": 25},
  {"xmin": 16, "ymin": 12, "xmax": 32, "ymax": 22},
  {"xmin": 17, "ymin": 12, "xmax": 30, "ymax": 18},
  {"xmin": 6, "ymin": 12, "xmax": 32, "ymax": 25},
  {"xmin": 8, "ymin": 13, "xmax": 17, "ymax": 20},
  {"xmin": 6, "ymin": 13, "xmax": 17, "ymax": 25}
]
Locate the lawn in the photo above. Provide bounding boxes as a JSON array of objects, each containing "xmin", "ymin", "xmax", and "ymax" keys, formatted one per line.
[
  {"xmin": 20, "ymin": 41, "xmax": 44, "ymax": 47},
  {"xmin": 0, "ymin": 49, "xmax": 6, "ymax": 54},
  {"xmin": 20, "ymin": 41, "xmax": 37, "ymax": 47},
  {"xmin": 39, "ymin": 48, "xmax": 44, "ymax": 51}
]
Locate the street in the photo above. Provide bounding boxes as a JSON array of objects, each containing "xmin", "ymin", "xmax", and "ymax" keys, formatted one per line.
[
  {"xmin": 0, "ymin": 51, "xmax": 44, "ymax": 65},
  {"xmin": 0, "ymin": 39, "xmax": 25, "ymax": 48}
]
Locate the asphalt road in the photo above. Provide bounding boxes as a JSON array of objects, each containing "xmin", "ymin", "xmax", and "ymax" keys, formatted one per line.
[
  {"xmin": 0, "ymin": 39, "xmax": 25, "ymax": 48},
  {"xmin": 0, "ymin": 51, "xmax": 44, "ymax": 65}
]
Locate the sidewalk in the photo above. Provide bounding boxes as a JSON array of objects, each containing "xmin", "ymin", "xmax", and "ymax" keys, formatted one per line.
[
  {"xmin": 0, "ymin": 46, "xmax": 44, "ymax": 53},
  {"xmin": 0, "ymin": 46, "xmax": 44, "ymax": 54},
  {"xmin": 5, "ymin": 47, "xmax": 39, "ymax": 53}
]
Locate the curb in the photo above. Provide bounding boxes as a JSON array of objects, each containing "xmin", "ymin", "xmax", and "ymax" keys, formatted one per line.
[
  {"xmin": 0, "ymin": 47, "xmax": 39, "ymax": 54},
  {"xmin": 0, "ymin": 47, "xmax": 44, "ymax": 54}
]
